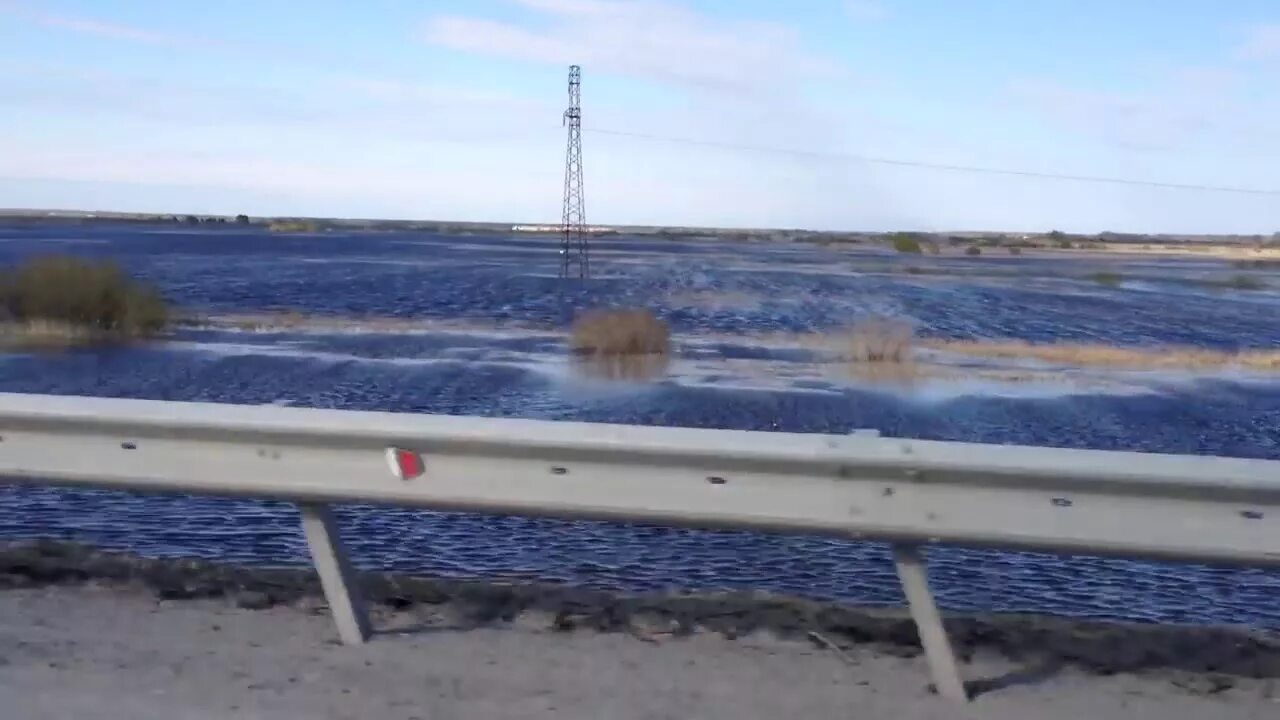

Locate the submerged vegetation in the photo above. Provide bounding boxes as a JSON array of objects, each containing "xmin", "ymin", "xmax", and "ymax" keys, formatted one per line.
[
  {"xmin": 1088, "ymin": 272, "xmax": 1124, "ymax": 287},
  {"xmin": 1207, "ymin": 275, "xmax": 1267, "ymax": 291},
  {"xmin": 0, "ymin": 256, "xmax": 169, "ymax": 346}
]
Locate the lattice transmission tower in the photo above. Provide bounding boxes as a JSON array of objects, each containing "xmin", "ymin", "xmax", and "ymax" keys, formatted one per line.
[{"xmin": 560, "ymin": 65, "xmax": 588, "ymax": 279}]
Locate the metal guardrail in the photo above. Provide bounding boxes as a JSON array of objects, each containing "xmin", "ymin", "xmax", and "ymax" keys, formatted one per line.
[{"xmin": 1, "ymin": 392, "xmax": 1278, "ymax": 702}]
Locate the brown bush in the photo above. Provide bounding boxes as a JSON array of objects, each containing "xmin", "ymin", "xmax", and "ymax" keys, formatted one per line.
[
  {"xmin": 571, "ymin": 309, "xmax": 670, "ymax": 357},
  {"xmin": 841, "ymin": 316, "xmax": 915, "ymax": 363},
  {"xmin": 0, "ymin": 256, "xmax": 169, "ymax": 337}
]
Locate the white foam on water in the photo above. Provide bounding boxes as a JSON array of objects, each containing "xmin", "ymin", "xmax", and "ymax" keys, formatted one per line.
[
  {"xmin": 163, "ymin": 341, "xmax": 456, "ymax": 367},
  {"xmin": 187, "ymin": 316, "xmax": 553, "ymax": 340},
  {"xmin": 141, "ymin": 230, "xmax": 218, "ymax": 235},
  {"xmin": 853, "ymin": 376, "xmax": 1160, "ymax": 402},
  {"xmin": 297, "ymin": 257, "xmax": 442, "ymax": 268},
  {"xmin": 161, "ymin": 340, "xmax": 571, "ymax": 380},
  {"xmin": 388, "ymin": 241, "xmax": 549, "ymax": 254},
  {"xmin": 156, "ymin": 333, "xmax": 1280, "ymax": 404},
  {"xmin": 16, "ymin": 237, "xmax": 110, "ymax": 245}
]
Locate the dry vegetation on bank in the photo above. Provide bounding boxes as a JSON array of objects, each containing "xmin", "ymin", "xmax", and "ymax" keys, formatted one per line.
[
  {"xmin": 833, "ymin": 317, "xmax": 915, "ymax": 363},
  {"xmin": 808, "ymin": 316, "xmax": 1280, "ymax": 373},
  {"xmin": 167, "ymin": 304, "xmax": 1280, "ymax": 378},
  {"xmin": 926, "ymin": 340, "xmax": 1280, "ymax": 371}
]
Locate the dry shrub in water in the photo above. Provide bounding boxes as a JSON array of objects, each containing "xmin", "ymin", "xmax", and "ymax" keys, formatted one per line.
[
  {"xmin": 843, "ymin": 316, "xmax": 914, "ymax": 363},
  {"xmin": 570, "ymin": 309, "xmax": 670, "ymax": 380},
  {"xmin": 0, "ymin": 256, "xmax": 168, "ymax": 338},
  {"xmin": 571, "ymin": 309, "xmax": 670, "ymax": 357}
]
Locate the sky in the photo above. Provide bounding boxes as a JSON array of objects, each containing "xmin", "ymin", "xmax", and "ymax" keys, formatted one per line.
[{"xmin": 1, "ymin": 0, "xmax": 1278, "ymax": 233}]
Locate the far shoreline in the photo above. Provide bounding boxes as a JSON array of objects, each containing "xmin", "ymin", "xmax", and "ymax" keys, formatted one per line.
[{"xmin": 2, "ymin": 210, "xmax": 1277, "ymax": 260}]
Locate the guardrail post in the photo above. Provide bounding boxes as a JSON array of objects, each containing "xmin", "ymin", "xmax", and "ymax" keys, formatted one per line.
[
  {"xmin": 298, "ymin": 503, "xmax": 372, "ymax": 645},
  {"xmin": 892, "ymin": 544, "xmax": 967, "ymax": 702}
]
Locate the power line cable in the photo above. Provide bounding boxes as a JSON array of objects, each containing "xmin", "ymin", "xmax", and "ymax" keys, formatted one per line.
[{"xmin": 584, "ymin": 127, "xmax": 1280, "ymax": 197}]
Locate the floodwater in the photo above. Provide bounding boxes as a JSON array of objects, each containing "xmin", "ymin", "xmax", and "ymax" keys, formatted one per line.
[{"xmin": 1, "ymin": 222, "xmax": 1278, "ymax": 627}]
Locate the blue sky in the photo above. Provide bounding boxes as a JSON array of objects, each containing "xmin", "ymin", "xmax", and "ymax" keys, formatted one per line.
[{"xmin": 1, "ymin": 0, "xmax": 1278, "ymax": 233}]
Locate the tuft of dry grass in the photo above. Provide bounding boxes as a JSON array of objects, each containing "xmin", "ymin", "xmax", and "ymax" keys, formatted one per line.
[
  {"xmin": 0, "ymin": 320, "xmax": 101, "ymax": 350},
  {"xmin": 927, "ymin": 339, "xmax": 1280, "ymax": 371},
  {"xmin": 571, "ymin": 309, "xmax": 670, "ymax": 357},
  {"xmin": 840, "ymin": 317, "xmax": 915, "ymax": 363},
  {"xmin": 799, "ymin": 316, "xmax": 918, "ymax": 385}
]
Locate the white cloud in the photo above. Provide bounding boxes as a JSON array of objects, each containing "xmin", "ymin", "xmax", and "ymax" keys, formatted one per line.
[
  {"xmin": 4, "ymin": 0, "xmax": 1276, "ymax": 233},
  {"xmin": 30, "ymin": 15, "xmax": 176, "ymax": 45},
  {"xmin": 1010, "ymin": 80, "xmax": 1218, "ymax": 153},
  {"xmin": 1009, "ymin": 58, "xmax": 1279, "ymax": 157},
  {"xmin": 416, "ymin": 0, "xmax": 859, "ymax": 195},
  {"xmin": 1, "ymin": 62, "xmax": 554, "ymax": 148},
  {"xmin": 0, "ymin": 2, "xmax": 200, "ymax": 48},
  {"xmin": 1236, "ymin": 24, "xmax": 1280, "ymax": 61},
  {"xmin": 422, "ymin": 0, "xmax": 839, "ymax": 96},
  {"xmin": 335, "ymin": 76, "xmax": 548, "ymax": 110},
  {"xmin": 844, "ymin": 1, "xmax": 888, "ymax": 22}
]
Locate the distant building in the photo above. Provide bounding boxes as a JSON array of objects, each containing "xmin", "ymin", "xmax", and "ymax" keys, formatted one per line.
[{"xmin": 512, "ymin": 224, "xmax": 616, "ymax": 233}]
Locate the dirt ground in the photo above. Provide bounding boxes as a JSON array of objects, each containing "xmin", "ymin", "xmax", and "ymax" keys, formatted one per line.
[{"xmin": 1, "ymin": 585, "xmax": 1276, "ymax": 720}]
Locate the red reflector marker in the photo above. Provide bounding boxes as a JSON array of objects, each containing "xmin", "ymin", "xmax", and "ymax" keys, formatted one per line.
[{"xmin": 385, "ymin": 447, "xmax": 425, "ymax": 481}]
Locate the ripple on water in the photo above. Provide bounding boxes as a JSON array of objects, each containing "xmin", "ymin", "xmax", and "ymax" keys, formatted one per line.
[
  {"xmin": 1, "ymin": 486, "xmax": 1277, "ymax": 627},
  {"xmin": 1, "ymin": 223, "xmax": 1279, "ymax": 627}
]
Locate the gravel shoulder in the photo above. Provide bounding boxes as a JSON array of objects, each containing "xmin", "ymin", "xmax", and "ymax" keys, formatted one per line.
[{"xmin": 2, "ymin": 585, "xmax": 1278, "ymax": 720}]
